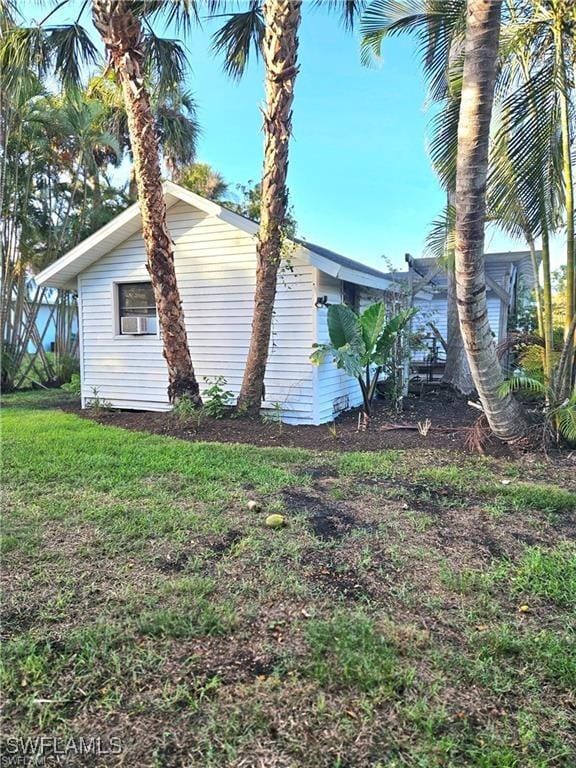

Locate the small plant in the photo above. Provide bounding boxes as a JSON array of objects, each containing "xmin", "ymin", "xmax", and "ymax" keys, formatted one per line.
[
  {"xmin": 417, "ymin": 418, "xmax": 432, "ymax": 436},
  {"xmin": 203, "ymin": 376, "xmax": 234, "ymax": 419},
  {"xmin": 62, "ymin": 373, "xmax": 81, "ymax": 395},
  {"xmin": 326, "ymin": 420, "xmax": 338, "ymax": 439},
  {"xmin": 86, "ymin": 387, "xmax": 112, "ymax": 412},
  {"xmin": 311, "ymin": 302, "xmax": 417, "ymax": 424},
  {"xmin": 172, "ymin": 394, "xmax": 199, "ymax": 423},
  {"xmin": 499, "ymin": 375, "xmax": 576, "ymax": 444},
  {"xmin": 262, "ymin": 401, "xmax": 283, "ymax": 433}
]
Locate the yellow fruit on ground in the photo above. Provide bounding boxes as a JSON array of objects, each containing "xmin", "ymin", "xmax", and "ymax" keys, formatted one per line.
[{"xmin": 265, "ymin": 514, "xmax": 285, "ymax": 529}]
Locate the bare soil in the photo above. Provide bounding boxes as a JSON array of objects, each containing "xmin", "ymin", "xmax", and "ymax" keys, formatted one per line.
[{"xmin": 73, "ymin": 388, "xmax": 511, "ymax": 454}]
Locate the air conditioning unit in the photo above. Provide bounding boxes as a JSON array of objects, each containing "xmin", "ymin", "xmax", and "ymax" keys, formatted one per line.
[{"xmin": 121, "ymin": 316, "xmax": 154, "ymax": 335}]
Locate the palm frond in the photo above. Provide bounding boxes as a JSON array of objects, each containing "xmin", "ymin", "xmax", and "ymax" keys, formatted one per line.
[
  {"xmin": 428, "ymin": 89, "xmax": 460, "ymax": 189},
  {"xmin": 553, "ymin": 399, "xmax": 576, "ymax": 443},
  {"xmin": 143, "ymin": 32, "xmax": 188, "ymax": 98},
  {"xmin": 0, "ymin": 25, "xmax": 52, "ymax": 88},
  {"xmin": 46, "ymin": 24, "xmax": 100, "ymax": 88},
  {"xmin": 360, "ymin": 0, "xmax": 465, "ymax": 100},
  {"xmin": 488, "ymin": 61, "xmax": 565, "ymax": 240},
  {"xmin": 140, "ymin": 0, "xmax": 200, "ymax": 36},
  {"xmin": 156, "ymin": 103, "xmax": 200, "ymax": 168},
  {"xmin": 211, "ymin": 2, "xmax": 264, "ymax": 80},
  {"xmin": 425, "ymin": 201, "xmax": 455, "ymax": 266},
  {"xmin": 498, "ymin": 373, "xmax": 547, "ymax": 398},
  {"xmin": 314, "ymin": 0, "xmax": 365, "ymax": 30}
]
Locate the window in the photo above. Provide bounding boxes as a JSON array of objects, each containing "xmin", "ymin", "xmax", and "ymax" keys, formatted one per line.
[
  {"xmin": 342, "ymin": 281, "xmax": 358, "ymax": 311},
  {"xmin": 118, "ymin": 282, "xmax": 157, "ymax": 335}
]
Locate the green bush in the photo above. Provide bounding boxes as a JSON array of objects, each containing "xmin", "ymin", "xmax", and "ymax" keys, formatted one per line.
[
  {"xmin": 62, "ymin": 373, "xmax": 81, "ymax": 395},
  {"xmin": 203, "ymin": 376, "xmax": 234, "ymax": 419}
]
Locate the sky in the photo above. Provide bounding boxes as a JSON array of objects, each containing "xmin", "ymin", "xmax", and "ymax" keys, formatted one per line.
[{"xmin": 22, "ymin": 1, "xmax": 566, "ymax": 272}]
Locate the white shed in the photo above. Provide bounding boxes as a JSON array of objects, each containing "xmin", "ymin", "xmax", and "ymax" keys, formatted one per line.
[
  {"xmin": 403, "ymin": 252, "xmax": 537, "ymax": 365},
  {"xmin": 36, "ymin": 181, "xmax": 394, "ymax": 424}
]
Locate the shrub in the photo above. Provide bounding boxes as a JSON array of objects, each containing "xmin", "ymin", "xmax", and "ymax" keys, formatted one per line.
[
  {"xmin": 203, "ymin": 376, "xmax": 234, "ymax": 419},
  {"xmin": 62, "ymin": 373, "xmax": 81, "ymax": 395}
]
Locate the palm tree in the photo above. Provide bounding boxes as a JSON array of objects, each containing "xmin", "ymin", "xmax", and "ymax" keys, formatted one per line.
[
  {"xmin": 361, "ymin": 1, "xmax": 475, "ymax": 394},
  {"xmin": 213, "ymin": 1, "xmax": 360, "ymax": 415},
  {"xmin": 212, "ymin": 0, "xmax": 302, "ymax": 415},
  {"xmin": 0, "ymin": 53, "xmax": 125, "ymax": 390},
  {"xmin": 234, "ymin": 0, "xmax": 302, "ymax": 414},
  {"xmin": 176, "ymin": 162, "xmax": 230, "ymax": 201},
  {"xmin": 1, "ymin": 1, "xmax": 205, "ymax": 404},
  {"xmin": 360, "ymin": 0, "xmax": 573, "ymax": 436},
  {"xmin": 90, "ymin": 1, "xmax": 202, "ymax": 404},
  {"xmin": 453, "ymin": 0, "xmax": 526, "ymax": 441}
]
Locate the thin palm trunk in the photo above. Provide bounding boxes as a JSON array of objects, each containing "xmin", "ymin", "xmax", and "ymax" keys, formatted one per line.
[
  {"xmin": 92, "ymin": 1, "xmax": 201, "ymax": 404},
  {"xmin": 540, "ymin": 225, "xmax": 554, "ymax": 387},
  {"xmin": 454, "ymin": 0, "xmax": 526, "ymax": 442},
  {"xmin": 526, "ymin": 236, "xmax": 544, "ymax": 339},
  {"xmin": 237, "ymin": 0, "xmax": 302, "ymax": 415},
  {"xmin": 555, "ymin": 21, "xmax": 575, "ymax": 341}
]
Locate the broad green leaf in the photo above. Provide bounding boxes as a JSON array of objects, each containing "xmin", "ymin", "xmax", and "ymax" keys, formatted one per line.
[
  {"xmin": 374, "ymin": 307, "xmax": 417, "ymax": 362},
  {"xmin": 330, "ymin": 344, "xmax": 364, "ymax": 379},
  {"xmin": 327, "ymin": 303, "xmax": 362, "ymax": 349},
  {"xmin": 360, "ymin": 301, "xmax": 386, "ymax": 353}
]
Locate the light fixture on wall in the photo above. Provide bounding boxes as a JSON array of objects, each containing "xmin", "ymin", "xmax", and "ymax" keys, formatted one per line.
[{"xmin": 315, "ymin": 295, "xmax": 329, "ymax": 308}]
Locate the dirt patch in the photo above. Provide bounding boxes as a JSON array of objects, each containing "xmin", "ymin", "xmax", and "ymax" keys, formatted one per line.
[
  {"xmin": 300, "ymin": 549, "xmax": 372, "ymax": 601},
  {"xmin": 155, "ymin": 531, "xmax": 243, "ymax": 573},
  {"xmin": 71, "ymin": 388, "xmax": 509, "ymax": 454},
  {"xmin": 283, "ymin": 489, "xmax": 376, "ymax": 541},
  {"xmin": 172, "ymin": 639, "xmax": 282, "ymax": 686}
]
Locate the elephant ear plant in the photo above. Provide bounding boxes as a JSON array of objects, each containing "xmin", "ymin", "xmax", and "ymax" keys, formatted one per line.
[{"xmin": 311, "ymin": 302, "xmax": 417, "ymax": 425}]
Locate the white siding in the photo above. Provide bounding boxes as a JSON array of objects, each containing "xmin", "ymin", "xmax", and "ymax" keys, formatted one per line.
[
  {"xmin": 78, "ymin": 201, "xmax": 315, "ymax": 424},
  {"xmin": 411, "ymin": 263, "xmax": 506, "ymax": 363},
  {"xmin": 313, "ymin": 271, "xmax": 389, "ymax": 424}
]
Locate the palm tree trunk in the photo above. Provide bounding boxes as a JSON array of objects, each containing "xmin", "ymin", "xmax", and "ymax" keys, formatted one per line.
[
  {"xmin": 237, "ymin": 0, "xmax": 302, "ymax": 416},
  {"xmin": 540, "ymin": 225, "xmax": 554, "ymax": 387},
  {"xmin": 442, "ymin": 265, "xmax": 476, "ymax": 394},
  {"xmin": 92, "ymin": 1, "xmax": 201, "ymax": 405},
  {"xmin": 454, "ymin": 0, "xmax": 526, "ymax": 442},
  {"xmin": 555, "ymin": 21, "xmax": 575, "ymax": 395}
]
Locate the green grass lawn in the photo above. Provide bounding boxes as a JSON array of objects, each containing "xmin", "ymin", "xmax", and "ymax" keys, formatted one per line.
[{"xmin": 2, "ymin": 390, "xmax": 576, "ymax": 767}]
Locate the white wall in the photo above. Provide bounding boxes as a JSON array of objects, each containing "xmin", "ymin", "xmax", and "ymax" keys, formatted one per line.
[
  {"xmin": 313, "ymin": 271, "xmax": 389, "ymax": 423},
  {"xmin": 78, "ymin": 201, "xmax": 315, "ymax": 423},
  {"xmin": 411, "ymin": 266, "xmax": 506, "ymax": 363}
]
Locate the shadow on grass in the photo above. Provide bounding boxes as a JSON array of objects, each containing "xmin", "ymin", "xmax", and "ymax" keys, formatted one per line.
[{"xmin": 1, "ymin": 388, "xmax": 79, "ymax": 410}]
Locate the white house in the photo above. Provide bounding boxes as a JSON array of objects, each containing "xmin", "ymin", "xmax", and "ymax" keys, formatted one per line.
[
  {"xmin": 398, "ymin": 252, "xmax": 537, "ymax": 374},
  {"xmin": 36, "ymin": 181, "xmax": 395, "ymax": 424}
]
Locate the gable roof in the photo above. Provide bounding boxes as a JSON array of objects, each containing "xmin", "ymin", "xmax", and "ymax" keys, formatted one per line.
[
  {"xmin": 35, "ymin": 181, "xmax": 392, "ymax": 291},
  {"xmin": 383, "ymin": 251, "xmax": 539, "ymax": 293}
]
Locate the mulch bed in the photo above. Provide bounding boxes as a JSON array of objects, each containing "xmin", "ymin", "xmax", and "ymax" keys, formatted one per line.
[{"xmin": 71, "ymin": 387, "xmax": 505, "ymax": 454}]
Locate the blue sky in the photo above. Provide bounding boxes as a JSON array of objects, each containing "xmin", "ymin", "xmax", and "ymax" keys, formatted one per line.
[
  {"xmin": 23, "ymin": 1, "xmax": 565, "ymax": 271},
  {"xmin": 189, "ymin": 9, "xmax": 443, "ymax": 269}
]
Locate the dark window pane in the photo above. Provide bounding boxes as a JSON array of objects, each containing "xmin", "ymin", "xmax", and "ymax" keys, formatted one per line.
[
  {"xmin": 118, "ymin": 283, "xmax": 156, "ymax": 317},
  {"xmin": 342, "ymin": 281, "xmax": 358, "ymax": 311}
]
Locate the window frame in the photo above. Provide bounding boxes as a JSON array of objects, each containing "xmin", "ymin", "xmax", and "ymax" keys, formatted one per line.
[{"xmin": 112, "ymin": 279, "xmax": 159, "ymax": 338}]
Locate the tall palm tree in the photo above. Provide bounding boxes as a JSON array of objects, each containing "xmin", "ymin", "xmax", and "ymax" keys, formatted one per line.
[
  {"xmin": 0, "ymin": 55, "xmax": 125, "ymax": 390},
  {"xmin": 1, "ymin": 1, "xmax": 205, "ymax": 404},
  {"xmin": 234, "ymin": 0, "xmax": 302, "ymax": 414},
  {"xmin": 360, "ymin": 0, "xmax": 573, "ymax": 433},
  {"xmin": 361, "ymin": 1, "xmax": 475, "ymax": 394},
  {"xmin": 213, "ymin": 1, "xmax": 361, "ymax": 415},
  {"xmin": 91, "ymin": 1, "xmax": 202, "ymax": 404},
  {"xmin": 454, "ymin": 0, "xmax": 526, "ymax": 441}
]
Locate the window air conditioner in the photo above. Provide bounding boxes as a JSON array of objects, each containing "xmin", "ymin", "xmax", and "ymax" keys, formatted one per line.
[{"xmin": 121, "ymin": 316, "xmax": 153, "ymax": 335}]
